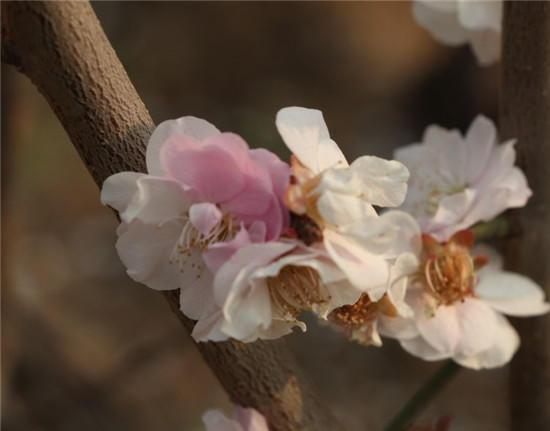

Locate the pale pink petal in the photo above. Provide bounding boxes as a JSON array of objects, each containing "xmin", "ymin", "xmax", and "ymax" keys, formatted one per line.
[
  {"xmin": 179, "ymin": 270, "xmax": 214, "ymax": 320},
  {"xmin": 401, "ymin": 336, "xmax": 452, "ymax": 361},
  {"xmin": 191, "ymin": 307, "xmax": 228, "ymax": 342},
  {"xmin": 121, "ymin": 176, "xmax": 191, "ymax": 224},
  {"xmin": 250, "ymin": 148, "xmax": 291, "ymax": 199},
  {"xmin": 189, "ymin": 202, "xmax": 223, "ymax": 236},
  {"xmin": 455, "ymin": 298, "xmax": 499, "ymax": 357},
  {"xmin": 379, "ymin": 315, "xmax": 420, "ymax": 341},
  {"xmin": 348, "ymin": 156, "xmax": 410, "ymax": 207},
  {"xmin": 417, "ymin": 303, "xmax": 461, "ymax": 354},
  {"xmin": 316, "ymin": 191, "xmax": 377, "ymax": 227},
  {"xmin": 454, "ymin": 313, "xmax": 519, "ymax": 370},
  {"xmin": 323, "ymin": 230, "xmax": 389, "ymax": 298},
  {"xmin": 203, "ymin": 228, "xmax": 253, "ymax": 273},
  {"xmin": 476, "ymin": 271, "xmax": 550, "ymax": 317},
  {"xmin": 221, "ymin": 278, "xmax": 273, "ymax": 340},
  {"xmin": 413, "ymin": 2, "xmax": 468, "ymax": 45},
  {"xmin": 464, "ymin": 115, "xmax": 496, "ymax": 183},
  {"xmin": 160, "ymin": 134, "xmax": 246, "ymax": 203},
  {"xmin": 469, "ymin": 29, "xmax": 501, "ymax": 65},
  {"xmin": 234, "ymin": 407, "xmax": 270, "ymax": 431},
  {"xmin": 146, "ymin": 116, "xmax": 220, "ymax": 176},
  {"xmin": 276, "ymin": 107, "xmax": 348, "ymax": 174},
  {"xmin": 202, "ymin": 409, "xmax": 243, "ymax": 431},
  {"xmin": 116, "ymin": 220, "xmax": 181, "ymax": 291},
  {"xmin": 458, "ymin": 0, "xmax": 502, "ymax": 32},
  {"xmin": 100, "ymin": 172, "xmax": 144, "ymax": 213}
]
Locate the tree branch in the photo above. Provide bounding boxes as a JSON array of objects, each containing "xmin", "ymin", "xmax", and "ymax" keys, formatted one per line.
[
  {"xmin": 501, "ymin": 2, "xmax": 550, "ymax": 430},
  {"xmin": 1, "ymin": 2, "xmax": 343, "ymax": 430}
]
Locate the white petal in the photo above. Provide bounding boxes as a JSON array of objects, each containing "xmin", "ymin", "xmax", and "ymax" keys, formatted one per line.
[
  {"xmin": 202, "ymin": 409, "xmax": 242, "ymax": 431},
  {"xmin": 100, "ymin": 172, "xmax": 144, "ymax": 213},
  {"xmin": 323, "ymin": 230, "xmax": 389, "ymax": 298},
  {"xmin": 401, "ymin": 336, "xmax": 452, "ymax": 361},
  {"xmin": 275, "ymin": 107, "xmax": 347, "ymax": 173},
  {"xmin": 476, "ymin": 271, "xmax": 550, "ymax": 316},
  {"xmin": 316, "ymin": 191, "xmax": 377, "ymax": 227},
  {"xmin": 413, "ymin": 1, "xmax": 468, "ymax": 45},
  {"xmin": 379, "ymin": 315, "xmax": 420, "ymax": 340},
  {"xmin": 234, "ymin": 407, "xmax": 270, "ymax": 431},
  {"xmin": 189, "ymin": 202, "xmax": 223, "ymax": 236},
  {"xmin": 454, "ymin": 314, "xmax": 519, "ymax": 370},
  {"xmin": 146, "ymin": 116, "xmax": 220, "ymax": 176},
  {"xmin": 115, "ymin": 220, "xmax": 182, "ymax": 291},
  {"xmin": 349, "ymin": 156, "xmax": 410, "ymax": 207},
  {"xmin": 386, "ymin": 252, "xmax": 420, "ymax": 317},
  {"xmin": 417, "ymin": 303, "xmax": 461, "ymax": 354},
  {"xmin": 468, "ymin": 29, "xmax": 501, "ymax": 65},
  {"xmin": 122, "ymin": 176, "xmax": 191, "ymax": 224},
  {"xmin": 320, "ymin": 156, "xmax": 409, "ymax": 208},
  {"xmin": 179, "ymin": 269, "xmax": 215, "ymax": 320},
  {"xmin": 458, "ymin": 0, "xmax": 502, "ymax": 32},
  {"xmin": 455, "ymin": 298, "xmax": 499, "ymax": 357},
  {"xmin": 464, "ymin": 115, "xmax": 497, "ymax": 183},
  {"xmin": 191, "ymin": 307, "xmax": 228, "ymax": 342}
]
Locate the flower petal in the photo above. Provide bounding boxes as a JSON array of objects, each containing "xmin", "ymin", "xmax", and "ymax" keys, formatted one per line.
[
  {"xmin": 476, "ymin": 271, "xmax": 550, "ymax": 317},
  {"xmin": 100, "ymin": 172, "xmax": 144, "ymax": 213},
  {"xmin": 454, "ymin": 313, "xmax": 519, "ymax": 370},
  {"xmin": 417, "ymin": 302, "xmax": 461, "ymax": 354},
  {"xmin": 189, "ymin": 202, "xmax": 223, "ymax": 236},
  {"xmin": 323, "ymin": 229, "xmax": 389, "ymax": 298},
  {"xmin": 161, "ymin": 133, "xmax": 248, "ymax": 203},
  {"xmin": 234, "ymin": 407, "xmax": 270, "ymax": 431},
  {"xmin": 276, "ymin": 107, "xmax": 348, "ymax": 173},
  {"xmin": 400, "ymin": 336, "xmax": 452, "ymax": 361},
  {"xmin": 116, "ymin": 219, "xmax": 196, "ymax": 291},
  {"xmin": 455, "ymin": 298, "xmax": 499, "ymax": 357},
  {"xmin": 147, "ymin": 116, "xmax": 220, "ymax": 176},
  {"xmin": 413, "ymin": 1, "xmax": 468, "ymax": 45},
  {"xmin": 316, "ymin": 191, "xmax": 377, "ymax": 227},
  {"xmin": 179, "ymin": 270, "xmax": 214, "ymax": 320},
  {"xmin": 202, "ymin": 409, "xmax": 243, "ymax": 431},
  {"xmin": 123, "ymin": 176, "xmax": 191, "ymax": 224}
]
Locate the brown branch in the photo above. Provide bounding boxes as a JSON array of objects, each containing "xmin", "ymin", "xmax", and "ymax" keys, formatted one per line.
[
  {"xmin": 1, "ymin": 2, "xmax": 344, "ymax": 430},
  {"xmin": 501, "ymin": 2, "xmax": 550, "ymax": 430}
]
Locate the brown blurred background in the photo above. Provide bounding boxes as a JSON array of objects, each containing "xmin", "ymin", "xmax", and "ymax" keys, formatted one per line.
[{"xmin": 2, "ymin": 2, "xmax": 504, "ymax": 430}]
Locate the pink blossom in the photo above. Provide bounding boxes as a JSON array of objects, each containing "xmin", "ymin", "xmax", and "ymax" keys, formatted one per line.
[
  {"xmin": 202, "ymin": 407, "xmax": 269, "ymax": 431},
  {"xmin": 160, "ymin": 128, "xmax": 290, "ymax": 240}
]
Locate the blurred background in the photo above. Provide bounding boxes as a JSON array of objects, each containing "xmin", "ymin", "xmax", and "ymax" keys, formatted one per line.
[{"xmin": 2, "ymin": 2, "xmax": 504, "ymax": 430}]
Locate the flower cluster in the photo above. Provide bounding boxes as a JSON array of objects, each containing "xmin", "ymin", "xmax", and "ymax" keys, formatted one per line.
[{"xmin": 102, "ymin": 107, "xmax": 548, "ymax": 370}]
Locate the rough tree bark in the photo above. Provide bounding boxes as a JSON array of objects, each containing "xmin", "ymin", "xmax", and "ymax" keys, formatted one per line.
[
  {"xmin": 501, "ymin": 2, "xmax": 550, "ymax": 430},
  {"xmin": 1, "ymin": 2, "xmax": 344, "ymax": 430}
]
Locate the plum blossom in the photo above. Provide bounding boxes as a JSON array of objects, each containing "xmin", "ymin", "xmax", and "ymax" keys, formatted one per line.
[
  {"xmin": 276, "ymin": 107, "xmax": 414, "ymax": 304},
  {"xmin": 192, "ymin": 226, "xmax": 360, "ymax": 342},
  {"xmin": 202, "ymin": 407, "xmax": 269, "ymax": 431},
  {"xmin": 381, "ymin": 229, "xmax": 550, "ymax": 369},
  {"xmin": 413, "ymin": 0, "xmax": 502, "ymax": 65},
  {"xmin": 395, "ymin": 115, "xmax": 531, "ymax": 241},
  {"xmin": 101, "ymin": 116, "xmax": 290, "ymax": 323}
]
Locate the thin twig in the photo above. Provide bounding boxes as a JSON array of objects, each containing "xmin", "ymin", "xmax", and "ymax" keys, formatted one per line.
[{"xmin": 384, "ymin": 361, "xmax": 460, "ymax": 431}]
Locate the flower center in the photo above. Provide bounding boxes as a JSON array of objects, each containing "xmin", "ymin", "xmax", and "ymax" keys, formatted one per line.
[
  {"xmin": 422, "ymin": 241, "xmax": 475, "ymax": 305},
  {"xmin": 426, "ymin": 183, "xmax": 467, "ymax": 216},
  {"xmin": 169, "ymin": 213, "xmax": 236, "ymax": 273},
  {"xmin": 328, "ymin": 294, "xmax": 379, "ymax": 329},
  {"xmin": 267, "ymin": 266, "xmax": 329, "ymax": 319}
]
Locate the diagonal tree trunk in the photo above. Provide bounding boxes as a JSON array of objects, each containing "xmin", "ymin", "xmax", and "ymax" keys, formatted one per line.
[
  {"xmin": 1, "ymin": 2, "xmax": 344, "ymax": 430},
  {"xmin": 500, "ymin": 2, "xmax": 550, "ymax": 430}
]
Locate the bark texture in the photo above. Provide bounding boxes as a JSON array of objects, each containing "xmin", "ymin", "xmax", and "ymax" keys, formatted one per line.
[
  {"xmin": 501, "ymin": 2, "xmax": 550, "ymax": 430},
  {"xmin": 1, "ymin": 2, "xmax": 343, "ymax": 430}
]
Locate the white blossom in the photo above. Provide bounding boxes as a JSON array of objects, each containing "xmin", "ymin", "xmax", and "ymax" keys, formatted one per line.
[{"xmin": 413, "ymin": 0, "xmax": 502, "ymax": 65}]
